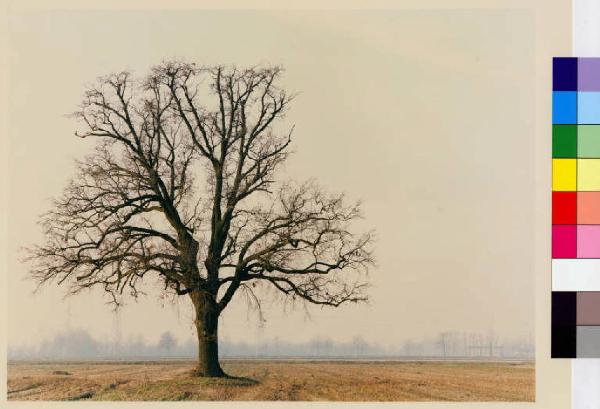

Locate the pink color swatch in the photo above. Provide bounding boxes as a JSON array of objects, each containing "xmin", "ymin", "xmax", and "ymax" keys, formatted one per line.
[
  {"xmin": 578, "ymin": 225, "xmax": 600, "ymax": 258},
  {"xmin": 553, "ymin": 225, "xmax": 577, "ymax": 258}
]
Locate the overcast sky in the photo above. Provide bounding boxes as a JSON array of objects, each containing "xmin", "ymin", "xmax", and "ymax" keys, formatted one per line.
[{"xmin": 6, "ymin": 9, "xmax": 535, "ymax": 348}]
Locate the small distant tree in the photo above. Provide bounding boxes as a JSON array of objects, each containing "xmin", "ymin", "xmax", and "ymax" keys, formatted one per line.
[
  {"xmin": 27, "ymin": 61, "xmax": 374, "ymax": 377},
  {"xmin": 351, "ymin": 336, "xmax": 368, "ymax": 357},
  {"xmin": 158, "ymin": 332, "xmax": 177, "ymax": 355}
]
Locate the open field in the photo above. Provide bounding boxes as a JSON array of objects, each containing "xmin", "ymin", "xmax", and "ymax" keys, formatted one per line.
[{"xmin": 7, "ymin": 359, "xmax": 535, "ymax": 401}]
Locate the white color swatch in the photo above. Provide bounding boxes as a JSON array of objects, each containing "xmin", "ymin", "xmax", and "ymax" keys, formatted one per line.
[{"xmin": 552, "ymin": 259, "xmax": 600, "ymax": 291}]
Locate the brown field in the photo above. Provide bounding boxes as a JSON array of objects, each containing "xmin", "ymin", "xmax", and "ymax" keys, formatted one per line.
[{"xmin": 7, "ymin": 360, "xmax": 535, "ymax": 401}]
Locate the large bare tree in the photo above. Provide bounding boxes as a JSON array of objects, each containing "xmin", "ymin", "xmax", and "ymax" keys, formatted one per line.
[{"xmin": 28, "ymin": 62, "xmax": 374, "ymax": 377}]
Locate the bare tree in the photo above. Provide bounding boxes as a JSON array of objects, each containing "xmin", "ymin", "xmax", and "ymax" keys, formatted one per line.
[{"xmin": 27, "ymin": 61, "xmax": 374, "ymax": 377}]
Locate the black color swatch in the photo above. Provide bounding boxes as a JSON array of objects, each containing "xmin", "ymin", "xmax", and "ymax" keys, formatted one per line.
[
  {"xmin": 552, "ymin": 291, "xmax": 577, "ymax": 325},
  {"xmin": 552, "ymin": 292, "xmax": 577, "ymax": 357},
  {"xmin": 552, "ymin": 325, "xmax": 577, "ymax": 358}
]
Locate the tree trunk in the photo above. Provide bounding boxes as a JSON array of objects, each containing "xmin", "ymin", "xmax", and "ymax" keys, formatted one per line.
[{"xmin": 190, "ymin": 290, "xmax": 225, "ymax": 377}]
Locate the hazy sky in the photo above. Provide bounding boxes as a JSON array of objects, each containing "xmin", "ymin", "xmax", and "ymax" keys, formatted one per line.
[{"xmin": 6, "ymin": 9, "xmax": 535, "ymax": 348}]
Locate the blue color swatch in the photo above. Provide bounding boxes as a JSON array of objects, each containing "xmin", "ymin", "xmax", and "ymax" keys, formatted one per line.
[
  {"xmin": 553, "ymin": 91, "xmax": 577, "ymax": 124},
  {"xmin": 578, "ymin": 92, "xmax": 600, "ymax": 124}
]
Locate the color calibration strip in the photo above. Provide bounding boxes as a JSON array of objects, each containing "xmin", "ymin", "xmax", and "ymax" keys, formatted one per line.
[{"xmin": 552, "ymin": 57, "xmax": 600, "ymax": 358}]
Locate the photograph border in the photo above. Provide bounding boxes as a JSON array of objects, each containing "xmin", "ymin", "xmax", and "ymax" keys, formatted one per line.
[{"xmin": 0, "ymin": 0, "xmax": 572, "ymax": 407}]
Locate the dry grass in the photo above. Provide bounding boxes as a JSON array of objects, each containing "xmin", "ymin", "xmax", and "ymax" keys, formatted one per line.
[{"xmin": 7, "ymin": 359, "xmax": 535, "ymax": 401}]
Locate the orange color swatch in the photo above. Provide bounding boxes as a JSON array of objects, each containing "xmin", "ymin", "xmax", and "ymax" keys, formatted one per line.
[{"xmin": 577, "ymin": 192, "xmax": 600, "ymax": 224}]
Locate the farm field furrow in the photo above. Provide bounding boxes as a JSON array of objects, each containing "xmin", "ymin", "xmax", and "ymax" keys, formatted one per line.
[{"xmin": 7, "ymin": 360, "xmax": 535, "ymax": 401}]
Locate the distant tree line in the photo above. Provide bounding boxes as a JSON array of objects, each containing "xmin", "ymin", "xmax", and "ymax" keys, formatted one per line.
[{"xmin": 8, "ymin": 329, "xmax": 533, "ymax": 360}]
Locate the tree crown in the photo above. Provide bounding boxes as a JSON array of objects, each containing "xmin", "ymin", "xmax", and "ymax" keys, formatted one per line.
[{"xmin": 28, "ymin": 61, "xmax": 374, "ymax": 313}]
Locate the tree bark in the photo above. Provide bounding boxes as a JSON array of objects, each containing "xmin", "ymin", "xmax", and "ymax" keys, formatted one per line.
[{"xmin": 190, "ymin": 290, "xmax": 225, "ymax": 377}]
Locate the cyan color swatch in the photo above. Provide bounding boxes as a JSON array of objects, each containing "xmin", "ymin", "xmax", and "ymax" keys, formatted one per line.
[
  {"xmin": 553, "ymin": 91, "xmax": 577, "ymax": 124},
  {"xmin": 578, "ymin": 92, "xmax": 600, "ymax": 124}
]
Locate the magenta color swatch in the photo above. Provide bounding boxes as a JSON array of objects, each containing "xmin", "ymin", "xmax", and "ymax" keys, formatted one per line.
[
  {"xmin": 553, "ymin": 225, "xmax": 577, "ymax": 258},
  {"xmin": 578, "ymin": 225, "xmax": 600, "ymax": 258},
  {"xmin": 579, "ymin": 58, "xmax": 600, "ymax": 91}
]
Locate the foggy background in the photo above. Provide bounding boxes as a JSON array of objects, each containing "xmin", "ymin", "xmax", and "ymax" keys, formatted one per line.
[
  {"xmin": 8, "ymin": 329, "xmax": 533, "ymax": 360},
  {"xmin": 6, "ymin": 10, "xmax": 535, "ymax": 358}
]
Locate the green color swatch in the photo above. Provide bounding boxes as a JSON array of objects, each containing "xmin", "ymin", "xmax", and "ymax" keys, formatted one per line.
[
  {"xmin": 553, "ymin": 125, "xmax": 577, "ymax": 158},
  {"xmin": 578, "ymin": 125, "xmax": 600, "ymax": 158}
]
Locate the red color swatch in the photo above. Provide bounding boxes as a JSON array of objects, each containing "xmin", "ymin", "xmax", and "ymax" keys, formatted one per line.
[{"xmin": 553, "ymin": 191, "xmax": 577, "ymax": 224}]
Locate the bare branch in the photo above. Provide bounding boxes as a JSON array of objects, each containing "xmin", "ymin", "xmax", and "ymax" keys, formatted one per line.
[{"xmin": 28, "ymin": 61, "xmax": 374, "ymax": 321}]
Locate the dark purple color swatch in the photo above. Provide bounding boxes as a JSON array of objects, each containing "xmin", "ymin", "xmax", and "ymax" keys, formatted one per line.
[{"xmin": 553, "ymin": 57, "xmax": 578, "ymax": 91}]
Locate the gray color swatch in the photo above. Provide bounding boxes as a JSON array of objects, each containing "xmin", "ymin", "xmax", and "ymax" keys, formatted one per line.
[{"xmin": 577, "ymin": 326, "xmax": 600, "ymax": 357}]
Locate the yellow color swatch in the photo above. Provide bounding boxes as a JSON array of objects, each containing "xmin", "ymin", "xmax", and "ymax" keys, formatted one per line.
[
  {"xmin": 578, "ymin": 159, "xmax": 600, "ymax": 191},
  {"xmin": 553, "ymin": 159, "xmax": 577, "ymax": 191}
]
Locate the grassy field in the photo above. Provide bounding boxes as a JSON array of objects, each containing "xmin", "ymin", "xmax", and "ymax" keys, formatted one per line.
[{"xmin": 7, "ymin": 359, "xmax": 535, "ymax": 401}]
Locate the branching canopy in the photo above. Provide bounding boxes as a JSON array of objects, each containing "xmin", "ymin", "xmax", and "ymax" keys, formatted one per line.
[{"xmin": 28, "ymin": 62, "xmax": 374, "ymax": 313}]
